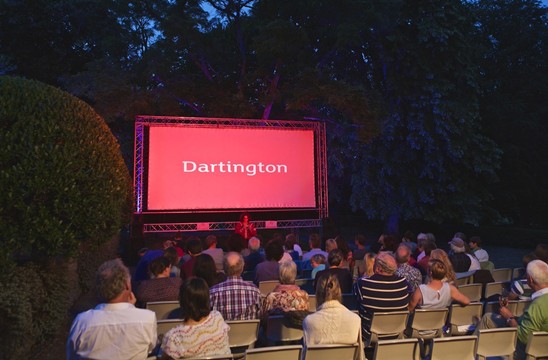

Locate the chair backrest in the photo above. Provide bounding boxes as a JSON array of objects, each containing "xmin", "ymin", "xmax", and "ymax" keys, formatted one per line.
[
  {"xmin": 512, "ymin": 267, "xmax": 525, "ymax": 281},
  {"xmin": 525, "ymin": 331, "xmax": 548, "ymax": 360},
  {"xmin": 303, "ymin": 343, "xmax": 358, "ymax": 360},
  {"xmin": 373, "ymin": 338, "xmax": 420, "ymax": 360},
  {"xmin": 146, "ymin": 301, "xmax": 181, "ymax": 320},
  {"xmin": 259, "ymin": 281, "xmax": 280, "ymax": 296},
  {"xmin": 409, "ymin": 308, "xmax": 448, "ymax": 339},
  {"xmin": 430, "ymin": 335, "xmax": 477, "ymax": 360},
  {"xmin": 157, "ymin": 319, "xmax": 184, "ymax": 338},
  {"xmin": 514, "ymin": 299, "xmax": 532, "ymax": 317},
  {"xmin": 308, "ymin": 295, "xmax": 317, "ymax": 312},
  {"xmin": 456, "ymin": 271, "xmax": 475, "ymax": 286},
  {"xmin": 295, "ymin": 278, "xmax": 315, "ymax": 294},
  {"xmin": 458, "ymin": 283, "xmax": 483, "ymax": 302},
  {"xmin": 265, "ymin": 315, "xmax": 303, "ymax": 344},
  {"xmin": 483, "ymin": 281, "xmax": 509, "ymax": 299},
  {"xmin": 491, "ymin": 268, "xmax": 512, "ymax": 282},
  {"xmin": 449, "ymin": 302, "xmax": 483, "ymax": 336},
  {"xmin": 484, "ymin": 299, "xmax": 518, "ymax": 316},
  {"xmin": 184, "ymin": 354, "xmax": 234, "ymax": 360},
  {"xmin": 244, "ymin": 345, "xmax": 302, "ymax": 360},
  {"xmin": 476, "ymin": 328, "xmax": 518, "ymax": 360},
  {"xmin": 226, "ymin": 320, "xmax": 260, "ymax": 349},
  {"xmin": 369, "ymin": 311, "xmax": 409, "ymax": 346}
]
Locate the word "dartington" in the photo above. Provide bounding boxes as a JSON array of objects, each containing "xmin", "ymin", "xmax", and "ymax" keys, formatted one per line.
[{"xmin": 182, "ymin": 161, "xmax": 288, "ymax": 176}]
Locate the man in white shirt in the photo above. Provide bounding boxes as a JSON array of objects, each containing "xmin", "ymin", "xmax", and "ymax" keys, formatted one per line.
[{"xmin": 67, "ymin": 259, "xmax": 157, "ymax": 360}]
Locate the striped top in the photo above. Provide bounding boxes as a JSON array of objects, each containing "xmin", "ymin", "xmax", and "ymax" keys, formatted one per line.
[
  {"xmin": 161, "ymin": 310, "xmax": 231, "ymax": 359},
  {"xmin": 355, "ymin": 274, "xmax": 409, "ymax": 339}
]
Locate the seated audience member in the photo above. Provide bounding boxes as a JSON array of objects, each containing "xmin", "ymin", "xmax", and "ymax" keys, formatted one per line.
[
  {"xmin": 534, "ymin": 243, "xmax": 548, "ymax": 263},
  {"xmin": 355, "ymin": 252, "xmax": 409, "ymax": 342},
  {"xmin": 227, "ymin": 233, "xmax": 246, "ymax": 253},
  {"xmin": 135, "ymin": 256, "xmax": 182, "ymax": 306},
  {"xmin": 254, "ymin": 240, "xmax": 283, "ymax": 284},
  {"xmin": 428, "ymin": 249, "xmax": 457, "ymax": 284},
  {"xmin": 310, "ymin": 254, "xmax": 326, "ymax": 279},
  {"xmin": 262, "ymin": 261, "xmax": 309, "ymax": 321},
  {"xmin": 475, "ymin": 260, "xmax": 548, "ymax": 360},
  {"xmin": 202, "ymin": 235, "xmax": 224, "ymax": 273},
  {"xmin": 284, "ymin": 235, "xmax": 300, "ymax": 261},
  {"xmin": 336, "ymin": 235, "xmax": 352, "ymax": 269},
  {"xmin": 67, "ymin": 259, "xmax": 157, "ymax": 360},
  {"xmin": 448, "ymin": 237, "xmax": 472, "ymax": 272},
  {"xmin": 302, "ymin": 233, "xmax": 328, "ymax": 261},
  {"xmin": 325, "ymin": 238, "xmax": 338, "ymax": 253},
  {"xmin": 353, "ymin": 234, "xmax": 369, "ymax": 263},
  {"xmin": 164, "ymin": 247, "xmax": 181, "ymax": 278},
  {"xmin": 134, "ymin": 239, "xmax": 171, "ymax": 282},
  {"xmin": 379, "ymin": 234, "xmax": 400, "ymax": 254},
  {"xmin": 401, "ymin": 230, "xmax": 418, "ymax": 254},
  {"xmin": 395, "ymin": 245, "xmax": 422, "ymax": 294},
  {"xmin": 285, "ymin": 233, "xmax": 303, "ymax": 258},
  {"xmin": 161, "ymin": 278, "xmax": 231, "ymax": 360},
  {"xmin": 416, "ymin": 233, "xmax": 436, "ymax": 262},
  {"xmin": 314, "ymin": 249, "xmax": 353, "ymax": 293},
  {"xmin": 359, "ymin": 252, "xmax": 377, "ymax": 280},
  {"xmin": 409, "ymin": 259, "xmax": 470, "ymax": 312},
  {"xmin": 180, "ymin": 236, "xmax": 203, "ymax": 280},
  {"xmin": 468, "ymin": 236, "xmax": 489, "ymax": 263},
  {"xmin": 193, "ymin": 253, "xmax": 227, "ymax": 288},
  {"xmin": 417, "ymin": 241, "xmax": 437, "ymax": 275},
  {"xmin": 244, "ymin": 236, "xmax": 264, "ymax": 272},
  {"xmin": 303, "ymin": 274, "xmax": 364, "ymax": 360},
  {"xmin": 210, "ymin": 252, "xmax": 262, "ymax": 320}
]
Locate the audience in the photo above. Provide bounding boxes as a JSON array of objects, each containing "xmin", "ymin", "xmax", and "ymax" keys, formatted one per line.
[
  {"xmin": 160, "ymin": 278, "xmax": 231, "ymax": 359},
  {"xmin": 202, "ymin": 235, "xmax": 224, "ymax": 273},
  {"xmin": 395, "ymin": 244, "xmax": 422, "ymax": 294},
  {"xmin": 254, "ymin": 240, "xmax": 283, "ymax": 284},
  {"xmin": 314, "ymin": 249, "xmax": 353, "ymax": 293},
  {"xmin": 210, "ymin": 252, "xmax": 261, "ymax": 320},
  {"xmin": 135, "ymin": 256, "xmax": 182, "ymax": 306},
  {"xmin": 303, "ymin": 274, "xmax": 364, "ymax": 360},
  {"xmin": 67, "ymin": 259, "xmax": 157, "ymax": 360}
]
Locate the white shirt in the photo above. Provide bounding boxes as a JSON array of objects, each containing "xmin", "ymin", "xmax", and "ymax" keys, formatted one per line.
[
  {"xmin": 466, "ymin": 253, "xmax": 481, "ymax": 271},
  {"xmin": 67, "ymin": 302, "xmax": 157, "ymax": 360},
  {"xmin": 473, "ymin": 248, "xmax": 489, "ymax": 262},
  {"xmin": 531, "ymin": 286, "xmax": 548, "ymax": 300}
]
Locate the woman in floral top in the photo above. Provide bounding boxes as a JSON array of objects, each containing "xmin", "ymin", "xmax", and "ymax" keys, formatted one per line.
[{"xmin": 160, "ymin": 278, "xmax": 230, "ymax": 359}]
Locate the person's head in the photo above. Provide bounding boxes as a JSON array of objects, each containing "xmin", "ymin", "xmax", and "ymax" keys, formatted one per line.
[
  {"xmin": 279, "ymin": 261, "xmax": 298, "ymax": 285},
  {"xmin": 248, "ymin": 236, "xmax": 261, "ymax": 252},
  {"xmin": 239, "ymin": 212, "xmax": 251, "ymax": 223},
  {"xmin": 526, "ymin": 260, "xmax": 548, "ymax": 289},
  {"xmin": 522, "ymin": 252, "xmax": 538, "ymax": 268},
  {"xmin": 187, "ymin": 236, "xmax": 203, "ymax": 256},
  {"xmin": 164, "ymin": 247, "xmax": 179, "ymax": 267},
  {"xmin": 96, "ymin": 259, "xmax": 131, "ymax": 303},
  {"xmin": 382, "ymin": 234, "xmax": 399, "ymax": 252},
  {"xmin": 265, "ymin": 240, "xmax": 284, "ymax": 261},
  {"xmin": 395, "ymin": 245, "xmax": 411, "ymax": 265},
  {"xmin": 315, "ymin": 274, "xmax": 342, "ymax": 307},
  {"xmin": 325, "ymin": 238, "xmax": 338, "ymax": 252},
  {"xmin": 193, "ymin": 254, "xmax": 218, "ymax": 287},
  {"xmin": 227, "ymin": 233, "xmax": 245, "ymax": 253},
  {"xmin": 309, "ymin": 233, "xmax": 321, "ymax": 249},
  {"xmin": 224, "ymin": 251, "xmax": 244, "ymax": 276},
  {"xmin": 204, "ymin": 235, "xmax": 217, "ymax": 249},
  {"xmin": 310, "ymin": 254, "xmax": 326, "ymax": 268},
  {"xmin": 453, "ymin": 232, "xmax": 467, "ymax": 243},
  {"xmin": 402, "ymin": 231, "xmax": 416, "ymax": 243},
  {"xmin": 284, "ymin": 234, "xmax": 297, "ymax": 250},
  {"xmin": 534, "ymin": 244, "xmax": 548, "ymax": 263},
  {"xmin": 448, "ymin": 238, "xmax": 466, "ymax": 254},
  {"xmin": 428, "ymin": 259, "xmax": 447, "ymax": 281},
  {"xmin": 327, "ymin": 249, "xmax": 343, "ymax": 267},
  {"xmin": 149, "ymin": 256, "xmax": 171, "ymax": 278},
  {"xmin": 469, "ymin": 236, "xmax": 482, "ymax": 250},
  {"xmin": 180, "ymin": 277, "xmax": 210, "ymax": 322},
  {"xmin": 364, "ymin": 252, "xmax": 376, "ymax": 277},
  {"xmin": 373, "ymin": 252, "xmax": 397, "ymax": 275},
  {"xmin": 335, "ymin": 236, "xmax": 350, "ymax": 256},
  {"xmin": 355, "ymin": 234, "xmax": 366, "ymax": 247}
]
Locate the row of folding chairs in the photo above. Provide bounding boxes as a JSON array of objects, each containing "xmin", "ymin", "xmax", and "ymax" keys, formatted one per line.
[
  {"xmin": 458, "ymin": 281, "xmax": 514, "ymax": 300},
  {"xmin": 456, "ymin": 267, "xmax": 524, "ymax": 286}
]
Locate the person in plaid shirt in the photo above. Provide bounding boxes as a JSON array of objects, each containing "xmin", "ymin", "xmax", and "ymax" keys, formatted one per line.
[{"xmin": 210, "ymin": 252, "xmax": 261, "ymax": 320}]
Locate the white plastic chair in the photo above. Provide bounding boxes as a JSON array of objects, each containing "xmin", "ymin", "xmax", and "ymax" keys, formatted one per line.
[
  {"xmin": 476, "ymin": 327, "xmax": 517, "ymax": 360},
  {"xmin": 525, "ymin": 331, "xmax": 548, "ymax": 360},
  {"xmin": 430, "ymin": 335, "xmax": 477, "ymax": 360}
]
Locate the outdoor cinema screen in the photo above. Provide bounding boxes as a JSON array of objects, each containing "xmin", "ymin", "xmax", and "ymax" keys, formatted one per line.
[{"xmin": 139, "ymin": 119, "xmax": 319, "ymax": 211}]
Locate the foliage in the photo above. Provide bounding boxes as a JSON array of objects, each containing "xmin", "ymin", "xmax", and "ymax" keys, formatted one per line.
[{"xmin": 0, "ymin": 76, "xmax": 132, "ymax": 260}]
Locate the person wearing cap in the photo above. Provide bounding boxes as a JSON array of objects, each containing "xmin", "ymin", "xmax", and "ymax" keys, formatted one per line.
[{"xmin": 448, "ymin": 237, "xmax": 472, "ymax": 272}]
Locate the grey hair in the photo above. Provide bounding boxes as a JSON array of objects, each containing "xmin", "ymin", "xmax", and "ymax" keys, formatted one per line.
[
  {"xmin": 248, "ymin": 237, "xmax": 261, "ymax": 251},
  {"xmin": 395, "ymin": 245, "xmax": 410, "ymax": 264},
  {"xmin": 224, "ymin": 252, "xmax": 244, "ymax": 276},
  {"xmin": 96, "ymin": 259, "xmax": 130, "ymax": 302},
  {"xmin": 374, "ymin": 252, "xmax": 397, "ymax": 275},
  {"xmin": 279, "ymin": 261, "xmax": 297, "ymax": 285},
  {"xmin": 527, "ymin": 260, "xmax": 548, "ymax": 286}
]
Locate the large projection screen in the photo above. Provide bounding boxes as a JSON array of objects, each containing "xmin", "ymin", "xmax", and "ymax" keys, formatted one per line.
[{"xmin": 134, "ymin": 116, "xmax": 328, "ymax": 218}]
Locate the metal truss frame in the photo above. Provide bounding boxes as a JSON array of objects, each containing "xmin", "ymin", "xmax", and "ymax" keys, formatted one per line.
[{"xmin": 143, "ymin": 219, "xmax": 322, "ymax": 233}]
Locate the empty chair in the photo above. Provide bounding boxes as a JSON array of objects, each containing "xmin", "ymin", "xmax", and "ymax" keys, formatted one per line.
[
  {"xmin": 525, "ymin": 331, "xmax": 548, "ymax": 360},
  {"xmin": 430, "ymin": 335, "xmax": 477, "ymax": 360},
  {"xmin": 303, "ymin": 343, "xmax": 359, "ymax": 360},
  {"xmin": 457, "ymin": 283, "xmax": 482, "ymax": 302},
  {"xmin": 244, "ymin": 345, "xmax": 302, "ymax": 360},
  {"xmin": 484, "ymin": 281, "xmax": 510, "ymax": 300},
  {"xmin": 408, "ymin": 308, "xmax": 448, "ymax": 340},
  {"xmin": 259, "ymin": 280, "xmax": 280, "ymax": 296},
  {"xmin": 226, "ymin": 320, "xmax": 260, "ymax": 358},
  {"xmin": 512, "ymin": 267, "xmax": 525, "ymax": 281},
  {"xmin": 476, "ymin": 327, "xmax": 518, "ymax": 360},
  {"xmin": 265, "ymin": 315, "xmax": 303, "ymax": 345},
  {"xmin": 146, "ymin": 300, "xmax": 180, "ymax": 320},
  {"xmin": 308, "ymin": 295, "xmax": 317, "ymax": 312},
  {"xmin": 373, "ymin": 338, "xmax": 420, "ymax": 360},
  {"xmin": 448, "ymin": 302, "xmax": 483, "ymax": 336},
  {"xmin": 492, "ymin": 268, "xmax": 512, "ymax": 282},
  {"xmin": 367, "ymin": 311, "xmax": 409, "ymax": 347}
]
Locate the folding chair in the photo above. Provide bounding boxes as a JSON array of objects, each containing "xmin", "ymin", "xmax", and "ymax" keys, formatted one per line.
[
  {"xmin": 430, "ymin": 335, "xmax": 477, "ymax": 360},
  {"xmin": 373, "ymin": 338, "xmax": 420, "ymax": 360},
  {"xmin": 512, "ymin": 267, "xmax": 525, "ymax": 281},
  {"xmin": 476, "ymin": 327, "xmax": 518, "ymax": 360},
  {"xmin": 408, "ymin": 308, "xmax": 448, "ymax": 340},
  {"xmin": 367, "ymin": 311, "xmax": 409, "ymax": 347},
  {"xmin": 265, "ymin": 315, "xmax": 303, "ymax": 345},
  {"xmin": 146, "ymin": 300, "xmax": 181, "ymax": 320},
  {"xmin": 525, "ymin": 331, "xmax": 548, "ymax": 360},
  {"xmin": 491, "ymin": 268, "xmax": 512, "ymax": 283},
  {"xmin": 448, "ymin": 302, "xmax": 483, "ymax": 336},
  {"xmin": 226, "ymin": 320, "xmax": 260, "ymax": 359},
  {"xmin": 295, "ymin": 278, "xmax": 315, "ymax": 294},
  {"xmin": 457, "ymin": 283, "xmax": 482, "ymax": 302},
  {"xmin": 157, "ymin": 319, "xmax": 184, "ymax": 338},
  {"xmin": 483, "ymin": 281, "xmax": 510, "ymax": 300},
  {"xmin": 259, "ymin": 281, "xmax": 280, "ymax": 296},
  {"xmin": 484, "ymin": 300, "xmax": 518, "ymax": 316},
  {"xmin": 515, "ymin": 299, "xmax": 532, "ymax": 317},
  {"xmin": 303, "ymin": 343, "xmax": 359, "ymax": 360},
  {"xmin": 456, "ymin": 271, "xmax": 475, "ymax": 286},
  {"xmin": 244, "ymin": 345, "xmax": 302, "ymax": 360}
]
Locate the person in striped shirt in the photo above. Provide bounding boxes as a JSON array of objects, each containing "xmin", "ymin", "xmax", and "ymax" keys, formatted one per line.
[{"xmin": 355, "ymin": 252, "xmax": 410, "ymax": 341}]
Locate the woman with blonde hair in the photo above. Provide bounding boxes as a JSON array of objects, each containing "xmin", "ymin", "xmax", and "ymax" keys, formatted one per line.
[{"xmin": 429, "ymin": 249, "xmax": 457, "ymax": 285}]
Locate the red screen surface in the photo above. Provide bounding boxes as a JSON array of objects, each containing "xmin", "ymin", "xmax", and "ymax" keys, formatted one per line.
[{"xmin": 147, "ymin": 126, "xmax": 316, "ymax": 210}]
